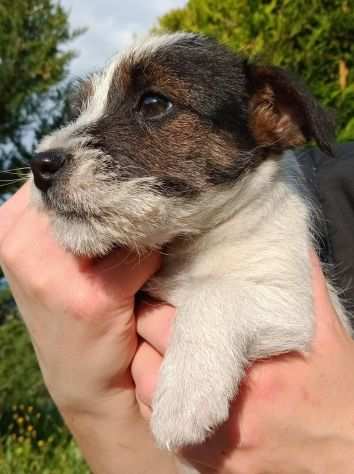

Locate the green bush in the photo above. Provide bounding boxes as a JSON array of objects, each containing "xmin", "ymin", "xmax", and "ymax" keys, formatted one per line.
[
  {"xmin": 0, "ymin": 316, "xmax": 89, "ymax": 473},
  {"xmin": 157, "ymin": 0, "xmax": 354, "ymax": 141},
  {"xmin": 0, "ymin": 316, "xmax": 46, "ymax": 408},
  {"xmin": 0, "ymin": 436, "xmax": 89, "ymax": 474},
  {"xmin": 0, "ymin": 288, "xmax": 15, "ymax": 325}
]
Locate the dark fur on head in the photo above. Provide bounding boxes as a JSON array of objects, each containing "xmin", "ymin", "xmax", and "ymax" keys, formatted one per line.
[
  {"xmin": 246, "ymin": 64, "xmax": 335, "ymax": 157},
  {"xmin": 32, "ymin": 33, "xmax": 335, "ymax": 256}
]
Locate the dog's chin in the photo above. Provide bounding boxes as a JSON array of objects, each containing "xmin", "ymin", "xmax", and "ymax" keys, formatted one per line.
[
  {"xmin": 49, "ymin": 211, "xmax": 177, "ymax": 257},
  {"xmin": 51, "ymin": 214, "xmax": 118, "ymax": 257}
]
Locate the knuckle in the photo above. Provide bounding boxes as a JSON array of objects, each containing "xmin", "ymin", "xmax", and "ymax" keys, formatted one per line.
[
  {"xmin": 131, "ymin": 349, "xmax": 156, "ymax": 407},
  {"xmin": 223, "ymin": 459, "xmax": 259, "ymax": 474},
  {"xmin": 0, "ymin": 235, "xmax": 20, "ymax": 267},
  {"xmin": 70, "ymin": 303, "xmax": 94, "ymax": 322},
  {"xmin": 76, "ymin": 295, "xmax": 104, "ymax": 321},
  {"xmin": 135, "ymin": 374, "xmax": 155, "ymax": 407},
  {"xmin": 30, "ymin": 275, "xmax": 52, "ymax": 299},
  {"xmin": 68, "ymin": 293, "xmax": 104, "ymax": 322}
]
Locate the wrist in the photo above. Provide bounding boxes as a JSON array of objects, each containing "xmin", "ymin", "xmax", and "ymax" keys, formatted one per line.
[
  {"xmin": 62, "ymin": 400, "xmax": 177, "ymax": 474},
  {"xmin": 60, "ymin": 390, "xmax": 138, "ymax": 430},
  {"xmin": 55, "ymin": 371, "xmax": 137, "ymax": 419}
]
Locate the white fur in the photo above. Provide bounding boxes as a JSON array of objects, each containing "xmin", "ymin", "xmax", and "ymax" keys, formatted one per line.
[
  {"xmin": 130, "ymin": 32, "xmax": 197, "ymax": 59},
  {"xmin": 148, "ymin": 155, "xmax": 351, "ymax": 473},
  {"xmin": 31, "ymin": 35, "xmax": 352, "ymax": 474},
  {"xmin": 148, "ymin": 157, "xmax": 314, "ymax": 448}
]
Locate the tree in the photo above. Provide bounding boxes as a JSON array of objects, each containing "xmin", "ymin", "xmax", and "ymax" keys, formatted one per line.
[
  {"xmin": 156, "ymin": 0, "xmax": 354, "ymax": 141},
  {"xmin": 0, "ymin": 0, "xmax": 81, "ymax": 309},
  {"xmin": 0, "ymin": 0, "xmax": 82, "ymax": 196},
  {"xmin": 0, "ymin": 6, "xmax": 88, "ymax": 468}
]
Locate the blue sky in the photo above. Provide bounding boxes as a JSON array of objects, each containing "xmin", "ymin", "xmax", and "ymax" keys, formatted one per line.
[{"xmin": 60, "ymin": 0, "xmax": 187, "ymax": 78}]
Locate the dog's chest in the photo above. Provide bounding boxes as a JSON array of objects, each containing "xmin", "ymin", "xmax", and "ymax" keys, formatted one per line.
[
  {"xmin": 145, "ymin": 229, "xmax": 268, "ymax": 306},
  {"xmin": 145, "ymin": 236, "xmax": 232, "ymax": 306},
  {"xmin": 145, "ymin": 178, "xmax": 312, "ymax": 309},
  {"xmin": 145, "ymin": 245, "xmax": 211, "ymax": 306}
]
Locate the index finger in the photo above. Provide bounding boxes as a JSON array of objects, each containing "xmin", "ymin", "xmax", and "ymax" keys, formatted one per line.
[{"xmin": 136, "ymin": 299, "xmax": 175, "ymax": 354}]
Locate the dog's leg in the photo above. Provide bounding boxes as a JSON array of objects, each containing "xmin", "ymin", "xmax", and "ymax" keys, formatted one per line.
[
  {"xmin": 151, "ymin": 282, "xmax": 251, "ymax": 449},
  {"xmin": 151, "ymin": 279, "xmax": 314, "ymax": 450}
]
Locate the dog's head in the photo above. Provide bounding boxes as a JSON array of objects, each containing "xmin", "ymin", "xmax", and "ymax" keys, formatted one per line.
[{"xmin": 31, "ymin": 33, "xmax": 334, "ymax": 256}]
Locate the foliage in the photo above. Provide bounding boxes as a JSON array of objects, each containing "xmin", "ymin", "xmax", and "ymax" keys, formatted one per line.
[
  {"xmin": 156, "ymin": 0, "xmax": 354, "ymax": 141},
  {"xmin": 0, "ymin": 436, "xmax": 89, "ymax": 474},
  {"xmin": 0, "ymin": 317, "xmax": 89, "ymax": 473},
  {"xmin": 0, "ymin": 316, "xmax": 47, "ymax": 409},
  {"xmin": 0, "ymin": 3, "xmax": 88, "ymax": 473},
  {"xmin": 0, "ymin": 287, "xmax": 15, "ymax": 324},
  {"xmin": 0, "ymin": 0, "xmax": 83, "ymax": 195}
]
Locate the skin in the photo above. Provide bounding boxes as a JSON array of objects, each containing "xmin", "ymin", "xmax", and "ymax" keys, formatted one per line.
[{"xmin": 1, "ymin": 183, "xmax": 354, "ymax": 474}]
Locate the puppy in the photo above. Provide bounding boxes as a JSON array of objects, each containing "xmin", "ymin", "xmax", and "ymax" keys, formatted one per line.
[{"xmin": 30, "ymin": 33, "xmax": 352, "ymax": 456}]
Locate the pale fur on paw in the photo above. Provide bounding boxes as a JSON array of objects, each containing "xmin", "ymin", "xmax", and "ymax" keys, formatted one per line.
[{"xmin": 151, "ymin": 373, "xmax": 233, "ymax": 450}]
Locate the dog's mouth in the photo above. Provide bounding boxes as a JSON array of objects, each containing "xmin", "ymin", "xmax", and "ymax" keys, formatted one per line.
[
  {"xmin": 39, "ymin": 191, "xmax": 102, "ymax": 224},
  {"xmin": 46, "ymin": 205, "xmax": 113, "ymax": 257},
  {"xmin": 54, "ymin": 208, "xmax": 102, "ymax": 222},
  {"xmin": 31, "ymin": 173, "xmax": 202, "ymax": 256}
]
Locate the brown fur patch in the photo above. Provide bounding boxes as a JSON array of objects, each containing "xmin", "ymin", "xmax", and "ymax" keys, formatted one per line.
[
  {"xmin": 249, "ymin": 84, "xmax": 305, "ymax": 150},
  {"xmin": 93, "ymin": 52, "xmax": 254, "ymax": 196},
  {"xmin": 109, "ymin": 54, "xmax": 194, "ymax": 110},
  {"xmin": 246, "ymin": 64, "xmax": 334, "ymax": 156},
  {"xmin": 71, "ymin": 37, "xmax": 333, "ymax": 205}
]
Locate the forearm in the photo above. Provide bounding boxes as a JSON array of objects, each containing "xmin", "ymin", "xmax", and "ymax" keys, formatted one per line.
[{"xmin": 61, "ymin": 393, "xmax": 177, "ymax": 474}]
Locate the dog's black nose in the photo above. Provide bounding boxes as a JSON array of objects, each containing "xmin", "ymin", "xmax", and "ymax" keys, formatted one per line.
[{"xmin": 31, "ymin": 151, "xmax": 66, "ymax": 192}]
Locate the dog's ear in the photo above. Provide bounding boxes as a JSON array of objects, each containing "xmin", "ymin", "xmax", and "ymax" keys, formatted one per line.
[
  {"xmin": 246, "ymin": 64, "xmax": 335, "ymax": 156},
  {"xmin": 67, "ymin": 77, "xmax": 94, "ymax": 121}
]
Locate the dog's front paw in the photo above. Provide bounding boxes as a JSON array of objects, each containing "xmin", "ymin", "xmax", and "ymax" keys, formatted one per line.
[{"xmin": 151, "ymin": 374, "xmax": 231, "ymax": 450}]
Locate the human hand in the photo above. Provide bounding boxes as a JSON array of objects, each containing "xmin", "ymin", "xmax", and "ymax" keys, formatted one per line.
[
  {"xmin": 0, "ymin": 183, "xmax": 178, "ymax": 474},
  {"xmin": 0, "ymin": 183, "xmax": 160, "ymax": 416},
  {"xmin": 132, "ymin": 253, "xmax": 354, "ymax": 474}
]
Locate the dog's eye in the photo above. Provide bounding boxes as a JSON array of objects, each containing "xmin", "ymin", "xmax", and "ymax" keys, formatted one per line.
[{"xmin": 139, "ymin": 94, "xmax": 173, "ymax": 120}]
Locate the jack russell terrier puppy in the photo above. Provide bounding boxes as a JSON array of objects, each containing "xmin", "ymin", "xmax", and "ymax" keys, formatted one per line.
[{"xmin": 30, "ymin": 33, "xmax": 352, "ymax": 459}]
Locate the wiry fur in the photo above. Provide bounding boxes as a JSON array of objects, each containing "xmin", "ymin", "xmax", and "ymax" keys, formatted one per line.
[{"xmin": 31, "ymin": 33, "xmax": 352, "ymax": 473}]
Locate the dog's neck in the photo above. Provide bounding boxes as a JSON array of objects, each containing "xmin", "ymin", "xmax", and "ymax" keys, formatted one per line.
[
  {"xmin": 165, "ymin": 152, "xmax": 306, "ymax": 258},
  {"xmin": 149, "ymin": 151, "xmax": 311, "ymax": 306}
]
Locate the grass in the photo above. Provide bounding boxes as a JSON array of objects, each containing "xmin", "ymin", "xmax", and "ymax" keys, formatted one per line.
[
  {"xmin": 0, "ymin": 435, "xmax": 89, "ymax": 474},
  {"xmin": 0, "ymin": 314, "xmax": 90, "ymax": 473}
]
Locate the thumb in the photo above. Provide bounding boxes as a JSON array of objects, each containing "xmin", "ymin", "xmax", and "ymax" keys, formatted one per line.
[{"xmin": 91, "ymin": 249, "xmax": 161, "ymax": 299}]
